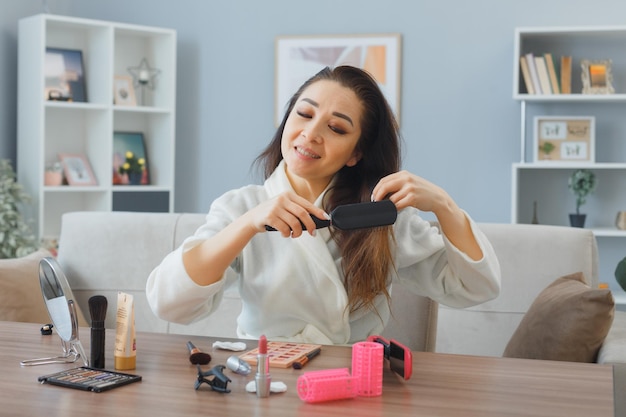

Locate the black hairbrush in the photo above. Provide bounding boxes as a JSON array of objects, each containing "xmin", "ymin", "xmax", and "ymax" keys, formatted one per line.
[{"xmin": 265, "ymin": 199, "xmax": 397, "ymax": 231}]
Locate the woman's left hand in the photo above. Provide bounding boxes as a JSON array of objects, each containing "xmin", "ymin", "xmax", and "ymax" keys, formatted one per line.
[
  {"xmin": 370, "ymin": 170, "xmax": 452, "ymax": 215},
  {"xmin": 371, "ymin": 170, "xmax": 483, "ymax": 260}
]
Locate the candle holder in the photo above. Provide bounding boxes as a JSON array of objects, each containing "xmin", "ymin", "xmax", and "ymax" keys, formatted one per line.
[{"xmin": 127, "ymin": 58, "xmax": 160, "ymax": 106}]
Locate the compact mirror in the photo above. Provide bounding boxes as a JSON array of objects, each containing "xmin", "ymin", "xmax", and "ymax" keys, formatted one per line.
[
  {"xmin": 21, "ymin": 257, "xmax": 88, "ymax": 366},
  {"xmin": 367, "ymin": 335, "xmax": 413, "ymax": 380}
]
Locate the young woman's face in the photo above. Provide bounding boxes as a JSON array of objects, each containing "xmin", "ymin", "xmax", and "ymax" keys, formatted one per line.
[{"xmin": 281, "ymin": 80, "xmax": 363, "ymax": 197}]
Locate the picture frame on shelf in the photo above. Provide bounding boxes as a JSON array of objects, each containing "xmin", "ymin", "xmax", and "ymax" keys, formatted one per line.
[
  {"xmin": 275, "ymin": 33, "xmax": 401, "ymax": 126},
  {"xmin": 581, "ymin": 59, "xmax": 615, "ymax": 94},
  {"xmin": 113, "ymin": 75, "xmax": 137, "ymax": 106},
  {"xmin": 58, "ymin": 153, "xmax": 97, "ymax": 186},
  {"xmin": 533, "ymin": 116, "xmax": 595, "ymax": 163},
  {"xmin": 44, "ymin": 47, "xmax": 87, "ymax": 102},
  {"xmin": 113, "ymin": 131, "xmax": 150, "ymax": 185}
]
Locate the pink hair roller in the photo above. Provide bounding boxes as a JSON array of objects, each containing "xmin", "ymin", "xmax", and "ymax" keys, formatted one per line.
[
  {"xmin": 351, "ymin": 341, "xmax": 384, "ymax": 397},
  {"xmin": 296, "ymin": 368, "xmax": 357, "ymax": 403}
]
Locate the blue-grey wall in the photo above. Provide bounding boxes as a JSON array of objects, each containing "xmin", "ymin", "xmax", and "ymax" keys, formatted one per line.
[{"xmin": 2, "ymin": 0, "xmax": 624, "ymax": 223}]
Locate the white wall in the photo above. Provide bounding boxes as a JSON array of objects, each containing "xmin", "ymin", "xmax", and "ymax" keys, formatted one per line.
[{"xmin": 3, "ymin": 0, "xmax": 626, "ymax": 225}]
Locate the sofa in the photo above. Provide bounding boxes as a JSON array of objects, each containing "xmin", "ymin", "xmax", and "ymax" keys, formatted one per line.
[{"xmin": 5, "ymin": 211, "xmax": 625, "ymax": 364}]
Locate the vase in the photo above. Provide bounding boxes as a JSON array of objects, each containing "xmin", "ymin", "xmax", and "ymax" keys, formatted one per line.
[
  {"xmin": 128, "ymin": 172, "xmax": 142, "ymax": 185},
  {"xmin": 44, "ymin": 170, "xmax": 63, "ymax": 186},
  {"xmin": 569, "ymin": 213, "xmax": 586, "ymax": 228},
  {"xmin": 531, "ymin": 201, "xmax": 539, "ymax": 224},
  {"xmin": 616, "ymin": 211, "xmax": 626, "ymax": 230}
]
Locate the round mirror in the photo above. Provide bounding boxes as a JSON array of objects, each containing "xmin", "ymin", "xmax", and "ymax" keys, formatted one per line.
[
  {"xmin": 39, "ymin": 257, "xmax": 76, "ymax": 342},
  {"xmin": 20, "ymin": 257, "xmax": 88, "ymax": 366}
]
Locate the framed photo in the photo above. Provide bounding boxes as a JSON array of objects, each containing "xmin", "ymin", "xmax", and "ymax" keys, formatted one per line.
[
  {"xmin": 275, "ymin": 33, "xmax": 401, "ymax": 126},
  {"xmin": 44, "ymin": 47, "xmax": 87, "ymax": 102},
  {"xmin": 533, "ymin": 116, "xmax": 595, "ymax": 163},
  {"xmin": 112, "ymin": 132, "xmax": 150, "ymax": 185},
  {"xmin": 581, "ymin": 59, "xmax": 615, "ymax": 94},
  {"xmin": 58, "ymin": 153, "xmax": 97, "ymax": 186},
  {"xmin": 113, "ymin": 75, "xmax": 137, "ymax": 106}
]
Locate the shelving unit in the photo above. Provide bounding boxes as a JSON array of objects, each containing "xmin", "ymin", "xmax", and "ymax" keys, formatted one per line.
[
  {"xmin": 17, "ymin": 14, "xmax": 176, "ymax": 240},
  {"xmin": 512, "ymin": 26, "xmax": 626, "ymax": 308}
]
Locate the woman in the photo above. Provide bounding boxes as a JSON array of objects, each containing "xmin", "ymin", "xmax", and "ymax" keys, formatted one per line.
[{"xmin": 146, "ymin": 66, "xmax": 500, "ymax": 345}]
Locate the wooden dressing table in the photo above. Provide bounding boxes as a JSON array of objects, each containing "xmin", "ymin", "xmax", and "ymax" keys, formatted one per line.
[{"xmin": 0, "ymin": 321, "xmax": 615, "ymax": 416}]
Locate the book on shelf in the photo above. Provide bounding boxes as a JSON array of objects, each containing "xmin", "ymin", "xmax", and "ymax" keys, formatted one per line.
[
  {"xmin": 534, "ymin": 56, "xmax": 553, "ymax": 94},
  {"xmin": 524, "ymin": 53, "xmax": 543, "ymax": 94},
  {"xmin": 544, "ymin": 53, "xmax": 560, "ymax": 94},
  {"xmin": 519, "ymin": 55, "xmax": 536, "ymax": 94},
  {"xmin": 561, "ymin": 55, "xmax": 572, "ymax": 94}
]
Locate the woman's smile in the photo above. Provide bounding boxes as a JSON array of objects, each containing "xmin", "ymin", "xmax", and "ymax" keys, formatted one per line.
[{"xmin": 294, "ymin": 145, "xmax": 321, "ymax": 159}]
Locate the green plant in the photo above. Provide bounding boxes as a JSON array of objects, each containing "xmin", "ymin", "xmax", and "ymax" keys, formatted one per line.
[
  {"xmin": 0, "ymin": 159, "xmax": 37, "ymax": 258},
  {"xmin": 568, "ymin": 169, "xmax": 596, "ymax": 215},
  {"xmin": 539, "ymin": 141, "xmax": 555, "ymax": 156},
  {"xmin": 118, "ymin": 151, "xmax": 145, "ymax": 175}
]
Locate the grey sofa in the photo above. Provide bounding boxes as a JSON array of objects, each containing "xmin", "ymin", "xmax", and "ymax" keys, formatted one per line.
[{"xmin": 55, "ymin": 211, "xmax": 625, "ymax": 363}]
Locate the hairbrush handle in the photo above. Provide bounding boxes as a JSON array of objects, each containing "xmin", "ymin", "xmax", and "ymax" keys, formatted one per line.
[{"xmin": 265, "ymin": 215, "xmax": 330, "ymax": 231}]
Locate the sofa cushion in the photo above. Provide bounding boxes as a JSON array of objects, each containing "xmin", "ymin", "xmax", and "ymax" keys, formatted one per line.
[
  {"xmin": 0, "ymin": 248, "xmax": 88, "ymax": 326},
  {"xmin": 503, "ymin": 272, "xmax": 614, "ymax": 362}
]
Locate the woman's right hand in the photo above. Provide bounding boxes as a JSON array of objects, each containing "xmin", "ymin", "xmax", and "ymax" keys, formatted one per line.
[
  {"xmin": 184, "ymin": 192, "xmax": 327, "ymax": 286},
  {"xmin": 246, "ymin": 191, "xmax": 329, "ymax": 238}
]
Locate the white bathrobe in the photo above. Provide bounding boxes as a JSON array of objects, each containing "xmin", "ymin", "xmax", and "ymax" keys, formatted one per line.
[{"xmin": 146, "ymin": 162, "xmax": 501, "ymax": 345}]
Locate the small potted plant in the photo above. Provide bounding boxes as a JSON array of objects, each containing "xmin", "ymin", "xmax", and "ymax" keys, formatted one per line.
[
  {"xmin": 538, "ymin": 141, "xmax": 555, "ymax": 159},
  {"xmin": 568, "ymin": 169, "xmax": 596, "ymax": 228},
  {"xmin": 118, "ymin": 151, "xmax": 145, "ymax": 185}
]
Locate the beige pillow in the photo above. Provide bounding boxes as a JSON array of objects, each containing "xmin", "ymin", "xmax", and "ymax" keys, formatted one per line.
[
  {"xmin": 0, "ymin": 249, "xmax": 88, "ymax": 326},
  {"xmin": 503, "ymin": 272, "xmax": 614, "ymax": 362}
]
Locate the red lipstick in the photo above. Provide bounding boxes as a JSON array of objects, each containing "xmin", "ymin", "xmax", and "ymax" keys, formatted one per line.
[{"xmin": 255, "ymin": 335, "xmax": 271, "ymax": 398}]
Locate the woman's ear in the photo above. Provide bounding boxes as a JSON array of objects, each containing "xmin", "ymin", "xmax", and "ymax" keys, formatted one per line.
[{"xmin": 346, "ymin": 150, "xmax": 362, "ymax": 167}]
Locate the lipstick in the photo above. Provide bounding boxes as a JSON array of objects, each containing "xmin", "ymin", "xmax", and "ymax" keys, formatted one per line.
[{"xmin": 255, "ymin": 335, "xmax": 271, "ymax": 398}]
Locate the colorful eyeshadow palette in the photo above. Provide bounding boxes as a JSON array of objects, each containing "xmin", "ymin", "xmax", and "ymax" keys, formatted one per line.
[
  {"xmin": 38, "ymin": 367, "xmax": 142, "ymax": 392},
  {"xmin": 239, "ymin": 341, "xmax": 322, "ymax": 368}
]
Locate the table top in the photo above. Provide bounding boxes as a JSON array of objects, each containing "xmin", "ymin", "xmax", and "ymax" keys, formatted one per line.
[{"xmin": 0, "ymin": 321, "xmax": 614, "ymax": 417}]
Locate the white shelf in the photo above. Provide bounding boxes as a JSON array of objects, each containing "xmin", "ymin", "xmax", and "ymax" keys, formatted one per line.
[
  {"xmin": 514, "ymin": 93, "xmax": 626, "ymax": 102},
  {"xmin": 512, "ymin": 26, "xmax": 626, "ymax": 292},
  {"xmin": 593, "ymin": 228, "xmax": 626, "ymax": 237},
  {"xmin": 18, "ymin": 14, "xmax": 177, "ymax": 239},
  {"xmin": 514, "ymin": 162, "xmax": 626, "ymax": 170}
]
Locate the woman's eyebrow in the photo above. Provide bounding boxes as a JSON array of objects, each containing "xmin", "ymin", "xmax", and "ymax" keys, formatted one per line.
[{"xmin": 300, "ymin": 97, "xmax": 354, "ymax": 126}]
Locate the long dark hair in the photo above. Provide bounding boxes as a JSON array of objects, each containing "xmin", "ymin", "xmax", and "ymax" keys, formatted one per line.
[{"xmin": 256, "ymin": 66, "xmax": 401, "ymax": 313}]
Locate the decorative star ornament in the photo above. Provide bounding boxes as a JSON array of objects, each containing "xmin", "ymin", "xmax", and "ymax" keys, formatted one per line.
[{"xmin": 127, "ymin": 58, "xmax": 161, "ymax": 90}]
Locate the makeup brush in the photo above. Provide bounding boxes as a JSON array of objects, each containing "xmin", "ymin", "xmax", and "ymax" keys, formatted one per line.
[
  {"xmin": 88, "ymin": 295, "xmax": 108, "ymax": 369},
  {"xmin": 187, "ymin": 341, "xmax": 212, "ymax": 365}
]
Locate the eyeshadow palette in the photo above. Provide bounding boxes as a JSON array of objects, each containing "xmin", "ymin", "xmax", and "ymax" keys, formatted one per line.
[
  {"xmin": 38, "ymin": 367, "xmax": 142, "ymax": 392},
  {"xmin": 239, "ymin": 341, "xmax": 322, "ymax": 368}
]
